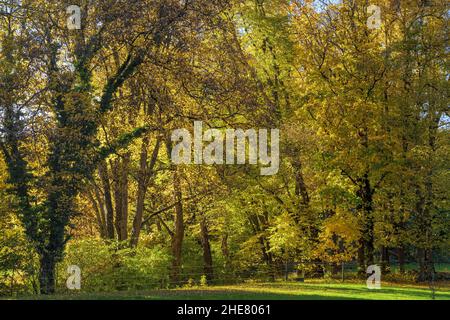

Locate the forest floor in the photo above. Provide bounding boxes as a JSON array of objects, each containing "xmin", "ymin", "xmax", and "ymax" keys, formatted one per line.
[{"xmin": 12, "ymin": 280, "xmax": 450, "ymax": 300}]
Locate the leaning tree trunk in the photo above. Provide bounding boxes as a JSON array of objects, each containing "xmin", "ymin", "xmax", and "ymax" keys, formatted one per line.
[{"xmin": 112, "ymin": 154, "xmax": 130, "ymax": 242}]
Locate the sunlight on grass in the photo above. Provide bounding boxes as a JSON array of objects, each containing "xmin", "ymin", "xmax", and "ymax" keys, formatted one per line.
[{"xmin": 12, "ymin": 281, "xmax": 450, "ymax": 300}]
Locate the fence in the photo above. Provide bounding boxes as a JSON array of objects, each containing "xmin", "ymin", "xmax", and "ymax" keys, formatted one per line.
[{"xmin": 1, "ymin": 259, "xmax": 449, "ymax": 297}]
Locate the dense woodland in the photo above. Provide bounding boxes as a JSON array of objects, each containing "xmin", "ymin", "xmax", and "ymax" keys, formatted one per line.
[{"xmin": 0, "ymin": 0, "xmax": 448, "ymax": 295}]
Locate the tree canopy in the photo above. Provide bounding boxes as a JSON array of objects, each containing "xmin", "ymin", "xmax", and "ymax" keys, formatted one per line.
[{"xmin": 0, "ymin": 0, "xmax": 448, "ymax": 294}]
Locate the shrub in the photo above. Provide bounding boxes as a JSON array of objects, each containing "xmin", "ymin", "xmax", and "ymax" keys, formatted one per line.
[
  {"xmin": 57, "ymin": 239, "xmax": 171, "ymax": 293},
  {"xmin": 0, "ymin": 214, "xmax": 39, "ymax": 296},
  {"xmin": 200, "ymin": 275, "xmax": 208, "ymax": 287}
]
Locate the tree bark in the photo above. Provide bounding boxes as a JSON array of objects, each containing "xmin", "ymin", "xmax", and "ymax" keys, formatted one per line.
[
  {"xmin": 357, "ymin": 240, "xmax": 365, "ymax": 276},
  {"xmin": 120, "ymin": 153, "xmax": 130, "ymax": 241},
  {"xmin": 293, "ymin": 159, "xmax": 309, "ymax": 206},
  {"xmin": 170, "ymin": 167, "xmax": 184, "ymax": 285},
  {"xmin": 381, "ymin": 247, "xmax": 390, "ymax": 274},
  {"xmin": 398, "ymin": 246, "xmax": 405, "ymax": 273},
  {"xmin": 249, "ymin": 212, "xmax": 275, "ymax": 281},
  {"xmin": 112, "ymin": 159, "xmax": 122, "ymax": 240},
  {"xmin": 98, "ymin": 160, "xmax": 115, "ymax": 239},
  {"xmin": 112, "ymin": 154, "xmax": 130, "ymax": 242},
  {"xmin": 130, "ymin": 137, "xmax": 160, "ymax": 248},
  {"xmin": 221, "ymin": 233, "xmax": 230, "ymax": 268},
  {"xmin": 86, "ymin": 189, "xmax": 106, "ymax": 238},
  {"xmin": 356, "ymin": 173, "xmax": 375, "ymax": 272},
  {"xmin": 39, "ymin": 252, "xmax": 56, "ymax": 295},
  {"xmin": 200, "ymin": 215, "xmax": 214, "ymax": 282},
  {"xmin": 130, "ymin": 138, "xmax": 149, "ymax": 248}
]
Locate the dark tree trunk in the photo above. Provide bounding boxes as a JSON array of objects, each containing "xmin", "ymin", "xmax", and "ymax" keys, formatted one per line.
[
  {"xmin": 415, "ymin": 181, "xmax": 435, "ymax": 282},
  {"xmin": 357, "ymin": 240, "xmax": 366, "ymax": 276},
  {"xmin": 120, "ymin": 153, "xmax": 130, "ymax": 241},
  {"xmin": 170, "ymin": 168, "xmax": 184, "ymax": 285},
  {"xmin": 418, "ymin": 248, "xmax": 435, "ymax": 282},
  {"xmin": 221, "ymin": 233, "xmax": 230, "ymax": 268},
  {"xmin": 331, "ymin": 263, "xmax": 341, "ymax": 275},
  {"xmin": 293, "ymin": 159, "xmax": 309, "ymax": 206},
  {"xmin": 130, "ymin": 137, "xmax": 160, "ymax": 248},
  {"xmin": 249, "ymin": 212, "xmax": 275, "ymax": 281},
  {"xmin": 200, "ymin": 216, "xmax": 214, "ymax": 282},
  {"xmin": 398, "ymin": 246, "xmax": 405, "ymax": 273},
  {"xmin": 39, "ymin": 253, "xmax": 56, "ymax": 295},
  {"xmin": 1, "ymin": 21, "xmax": 146, "ymax": 297},
  {"xmin": 98, "ymin": 160, "xmax": 115, "ymax": 239},
  {"xmin": 130, "ymin": 138, "xmax": 149, "ymax": 248},
  {"xmin": 381, "ymin": 247, "xmax": 390, "ymax": 274},
  {"xmin": 112, "ymin": 159, "xmax": 122, "ymax": 240},
  {"xmin": 356, "ymin": 173, "xmax": 375, "ymax": 272},
  {"xmin": 87, "ymin": 189, "xmax": 106, "ymax": 238},
  {"xmin": 112, "ymin": 154, "xmax": 130, "ymax": 242}
]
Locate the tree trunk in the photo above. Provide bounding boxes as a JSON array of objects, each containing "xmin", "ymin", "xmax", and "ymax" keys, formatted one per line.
[
  {"xmin": 293, "ymin": 159, "xmax": 309, "ymax": 206},
  {"xmin": 249, "ymin": 212, "xmax": 275, "ymax": 281},
  {"xmin": 120, "ymin": 153, "xmax": 130, "ymax": 241},
  {"xmin": 418, "ymin": 248, "xmax": 435, "ymax": 282},
  {"xmin": 221, "ymin": 233, "xmax": 230, "ymax": 268},
  {"xmin": 357, "ymin": 240, "xmax": 366, "ymax": 276},
  {"xmin": 170, "ymin": 168, "xmax": 184, "ymax": 285},
  {"xmin": 200, "ymin": 215, "xmax": 214, "ymax": 282},
  {"xmin": 112, "ymin": 154, "xmax": 130, "ymax": 242},
  {"xmin": 39, "ymin": 252, "xmax": 56, "ymax": 295},
  {"xmin": 357, "ymin": 173, "xmax": 375, "ymax": 270},
  {"xmin": 417, "ymin": 135, "xmax": 437, "ymax": 281},
  {"xmin": 130, "ymin": 139, "xmax": 149, "ymax": 248},
  {"xmin": 112, "ymin": 159, "xmax": 122, "ymax": 240},
  {"xmin": 98, "ymin": 160, "xmax": 115, "ymax": 239},
  {"xmin": 398, "ymin": 246, "xmax": 405, "ymax": 273},
  {"xmin": 415, "ymin": 182, "xmax": 435, "ymax": 282},
  {"xmin": 86, "ymin": 189, "xmax": 106, "ymax": 238},
  {"xmin": 381, "ymin": 247, "xmax": 390, "ymax": 274},
  {"xmin": 130, "ymin": 137, "xmax": 160, "ymax": 248}
]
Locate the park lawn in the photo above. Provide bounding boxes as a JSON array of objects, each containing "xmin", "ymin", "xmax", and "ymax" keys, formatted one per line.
[{"xmin": 13, "ymin": 280, "xmax": 450, "ymax": 300}]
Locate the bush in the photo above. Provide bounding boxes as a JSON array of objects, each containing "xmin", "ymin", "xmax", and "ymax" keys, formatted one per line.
[
  {"xmin": 0, "ymin": 214, "xmax": 39, "ymax": 296},
  {"xmin": 57, "ymin": 239, "xmax": 171, "ymax": 293}
]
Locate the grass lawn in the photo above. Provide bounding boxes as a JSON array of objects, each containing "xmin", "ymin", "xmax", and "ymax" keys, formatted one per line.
[{"xmin": 11, "ymin": 280, "xmax": 450, "ymax": 300}]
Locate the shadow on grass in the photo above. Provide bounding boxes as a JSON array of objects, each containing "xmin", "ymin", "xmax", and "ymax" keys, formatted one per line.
[
  {"xmin": 224, "ymin": 282, "xmax": 450, "ymax": 300},
  {"xmin": 9, "ymin": 282, "xmax": 450, "ymax": 300},
  {"xmin": 15, "ymin": 289, "xmax": 364, "ymax": 301}
]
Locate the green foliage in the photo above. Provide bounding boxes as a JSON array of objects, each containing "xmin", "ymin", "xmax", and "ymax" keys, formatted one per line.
[
  {"xmin": 57, "ymin": 239, "xmax": 171, "ymax": 292},
  {"xmin": 0, "ymin": 201, "xmax": 39, "ymax": 296},
  {"xmin": 0, "ymin": 0, "xmax": 448, "ymax": 296},
  {"xmin": 200, "ymin": 275, "xmax": 208, "ymax": 287}
]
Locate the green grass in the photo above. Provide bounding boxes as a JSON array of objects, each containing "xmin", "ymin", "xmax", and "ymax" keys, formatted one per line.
[{"xmin": 10, "ymin": 280, "xmax": 450, "ymax": 300}]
